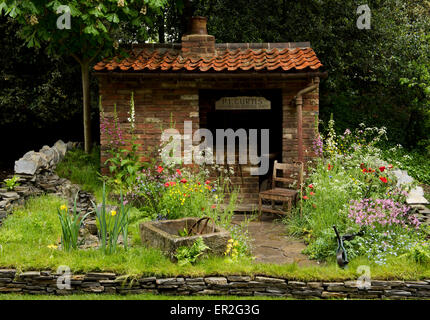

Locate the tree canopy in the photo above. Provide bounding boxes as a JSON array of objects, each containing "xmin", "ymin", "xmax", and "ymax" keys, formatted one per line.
[{"xmin": 1, "ymin": 0, "xmax": 167, "ymax": 152}]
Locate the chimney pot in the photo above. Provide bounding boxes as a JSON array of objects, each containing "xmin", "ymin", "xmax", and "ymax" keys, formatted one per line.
[
  {"xmin": 181, "ymin": 16, "xmax": 215, "ymax": 57},
  {"xmin": 188, "ymin": 16, "xmax": 208, "ymax": 35}
]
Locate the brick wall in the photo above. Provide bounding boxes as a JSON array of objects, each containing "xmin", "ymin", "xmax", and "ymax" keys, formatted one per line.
[{"xmin": 96, "ymin": 75, "xmax": 319, "ymax": 204}]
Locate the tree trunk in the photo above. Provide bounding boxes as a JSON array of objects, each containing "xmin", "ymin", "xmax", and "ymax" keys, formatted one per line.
[
  {"xmin": 158, "ymin": 10, "xmax": 165, "ymax": 43},
  {"xmin": 80, "ymin": 60, "xmax": 92, "ymax": 153}
]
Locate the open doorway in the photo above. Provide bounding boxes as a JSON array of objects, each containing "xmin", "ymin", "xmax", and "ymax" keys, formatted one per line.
[{"xmin": 199, "ymin": 89, "xmax": 283, "ymax": 197}]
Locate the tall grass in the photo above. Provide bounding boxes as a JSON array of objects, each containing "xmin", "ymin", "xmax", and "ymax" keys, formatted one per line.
[{"xmin": 56, "ymin": 147, "xmax": 102, "ymax": 196}]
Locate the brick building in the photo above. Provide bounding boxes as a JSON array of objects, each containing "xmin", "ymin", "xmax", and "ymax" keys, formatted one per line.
[{"xmin": 94, "ymin": 17, "xmax": 325, "ymax": 208}]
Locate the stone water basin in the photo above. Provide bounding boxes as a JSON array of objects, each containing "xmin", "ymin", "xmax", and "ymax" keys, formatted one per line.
[{"xmin": 139, "ymin": 217, "xmax": 230, "ymax": 260}]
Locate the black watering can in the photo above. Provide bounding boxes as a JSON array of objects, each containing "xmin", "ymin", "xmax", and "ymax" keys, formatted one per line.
[{"xmin": 333, "ymin": 225, "xmax": 362, "ymax": 268}]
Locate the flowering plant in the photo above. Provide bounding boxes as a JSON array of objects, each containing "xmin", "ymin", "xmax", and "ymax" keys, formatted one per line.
[
  {"xmin": 100, "ymin": 93, "xmax": 143, "ymax": 191},
  {"xmin": 348, "ymin": 198, "xmax": 420, "ymax": 231}
]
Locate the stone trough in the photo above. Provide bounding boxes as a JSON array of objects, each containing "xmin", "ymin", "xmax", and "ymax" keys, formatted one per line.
[{"xmin": 139, "ymin": 217, "xmax": 230, "ymax": 260}]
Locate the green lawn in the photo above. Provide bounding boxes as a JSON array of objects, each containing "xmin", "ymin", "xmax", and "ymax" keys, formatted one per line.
[{"xmin": 0, "ymin": 194, "xmax": 430, "ymax": 281}]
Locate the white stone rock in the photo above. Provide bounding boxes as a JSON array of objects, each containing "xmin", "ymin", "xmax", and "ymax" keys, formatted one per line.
[
  {"xmin": 14, "ymin": 159, "xmax": 38, "ymax": 175},
  {"xmin": 407, "ymin": 186, "xmax": 429, "ymax": 205},
  {"xmin": 53, "ymin": 140, "xmax": 67, "ymax": 159},
  {"xmin": 392, "ymin": 169, "xmax": 414, "ymax": 186}
]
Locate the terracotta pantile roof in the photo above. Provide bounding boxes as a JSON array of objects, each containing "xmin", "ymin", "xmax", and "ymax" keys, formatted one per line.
[{"xmin": 94, "ymin": 43, "xmax": 323, "ymax": 73}]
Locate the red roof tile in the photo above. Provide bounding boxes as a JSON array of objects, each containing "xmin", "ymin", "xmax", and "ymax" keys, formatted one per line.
[{"xmin": 94, "ymin": 46, "xmax": 322, "ymax": 73}]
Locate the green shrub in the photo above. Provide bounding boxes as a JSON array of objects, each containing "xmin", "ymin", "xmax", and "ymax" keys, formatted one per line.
[
  {"xmin": 175, "ymin": 237, "xmax": 209, "ymax": 266},
  {"xmin": 3, "ymin": 175, "xmax": 20, "ymax": 191},
  {"xmin": 407, "ymin": 243, "xmax": 430, "ymax": 265},
  {"xmin": 382, "ymin": 146, "xmax": 430, "ymax": 185}
]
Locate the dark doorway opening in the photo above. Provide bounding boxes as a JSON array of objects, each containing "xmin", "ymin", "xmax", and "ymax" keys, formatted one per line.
[{"xmin": 199, "ymin": 89, "xmax": 283, "ymax": 189}]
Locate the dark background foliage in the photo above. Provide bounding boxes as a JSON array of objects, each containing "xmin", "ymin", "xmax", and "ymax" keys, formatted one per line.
[
  {"xmin": 1, "ymin": 0, "xmax": 429, "ymax": 169},
  {"xmin": 0, "ymin": 16, "xmax": 99, "ymax": 168}
]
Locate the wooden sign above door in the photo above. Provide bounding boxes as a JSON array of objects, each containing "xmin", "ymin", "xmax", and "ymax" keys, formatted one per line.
[{"xmin": 215, "ymin": 96, "xmax": 271, "ymax": 110}]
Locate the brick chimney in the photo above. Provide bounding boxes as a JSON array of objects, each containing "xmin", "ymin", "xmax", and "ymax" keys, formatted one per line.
[{"xmin": 181, "ymin": 16, "xmax": 215, "ymax": 57}]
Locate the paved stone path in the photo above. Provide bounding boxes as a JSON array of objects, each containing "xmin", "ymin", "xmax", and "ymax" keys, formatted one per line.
[{"xmin": 232, "ymin": 213, "xmax": 320, "ymax": 266}]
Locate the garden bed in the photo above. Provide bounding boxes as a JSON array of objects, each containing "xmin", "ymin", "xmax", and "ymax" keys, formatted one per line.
[{"xmin": 1, "ymin": 125, "xmax": 430, "ymax": 299}]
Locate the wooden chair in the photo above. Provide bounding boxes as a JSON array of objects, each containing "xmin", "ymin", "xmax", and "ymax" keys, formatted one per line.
[{"xmin": 258, "ymin": 161, "xmax": 303, "ymax": 219}]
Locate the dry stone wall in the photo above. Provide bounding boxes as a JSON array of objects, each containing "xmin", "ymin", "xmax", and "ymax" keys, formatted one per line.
[
  {"xmin": 0, "ymin": 270, "xmax": 430, "ymax": 299},
  {"xmin": 0, "ymin": 140, "xmax": 94, "ymax": 226}
]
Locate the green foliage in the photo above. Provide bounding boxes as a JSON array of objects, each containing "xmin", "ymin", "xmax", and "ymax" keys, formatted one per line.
[
  {"xmin": 192, "ymin": 0, "xmax": 430, "ymax": 148},
  {"xmin": 382, "ymin": 146, "xmax": 430, "ymax": 185},
  {"xmin": 93, "ymin": 183, "xmax": 129, "ymax": 254},
  {"xmin": 174, "ymin": 237, "xmax": 209, "ymax": 266},
  {"xmin": 286, "ymin": 119, "xmax": 426, "ymax": 263},
  {"xmin": 0, "ymin": 16, "xmax": 91, "ymax": 161},
  {"xmin": 0, "ymin": 0, "xmax": 166, "ymax": 61},
  {"xmin": 3, "ymin": 175, "xmax": 20, "ymax": 191},
  {"xmin": 101, "ymin": 94, "xmax": 144, "ymax": 192},
  {"xmin": 56, "ymin": 146, "xmax": 101, "ymax": 194},
  {"xmin": 57, "ymin": 194, "xmax": 91, "ymax": 251},
  {"xmin": 406, "ymin": 243, "xmax": 430, "ymax": 265}
]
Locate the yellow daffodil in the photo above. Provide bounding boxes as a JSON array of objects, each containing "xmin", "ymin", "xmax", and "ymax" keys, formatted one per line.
[
  {"xmin": 111, "ymin": 210, "xmax": 117, "ymax": 216},
  {"xmin": 47, "ymin": 244, "xmax": 58, "ymax": 250},
  {"xmin": 60, "ymin": 205, "xmax": 68, "ymax": 212}
]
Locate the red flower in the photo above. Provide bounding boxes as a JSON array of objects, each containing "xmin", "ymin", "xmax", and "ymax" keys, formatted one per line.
[
  {"xmin": 379, "ymin": 166, "xmax": 386, "ymax": 172},
  {"xmin": 308, "ymin": 184, "xmax": 314, "ymax": 189},
  {"xmin": 379, "ymin": 177, "xmax": 388, "ymax": 183},
  {"xmin": 362, "ymin": 168, "xmax": 368, "ymax": 173},
  {"xmin": 176, "ymin": 169, "xmax": 182, "ymax": 175},
  {"xmin": 388, "ymin": 164, "xmax": 393, "ymax": 169},
  {"xmin": 211, "ymin": 204, "xmax": 217, "ymax": 209},
  {"xmin": 310, "ymin": 192, "xmax": 315, "ymax": 196},
  {"xmin": 328, "ymin": 164, "xmax": 333, "ymax": 171},
  {"xmin": 164, "ymin": 182, "xmax": 170, "ymax": 187},
  {"xmin": 303, "ymin": 196, "xmax": 309, "ymax": 200},
  {"xmin": 205, "ymin": 180, "xmax": 211, "ymax": 185},
  {"xmin": 157, "ymin": 166, "xmax": 164, "ymax": 173},
  {"xmin": 180, "ymin": 178, "xmax": 187, "ymax": 184}
]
